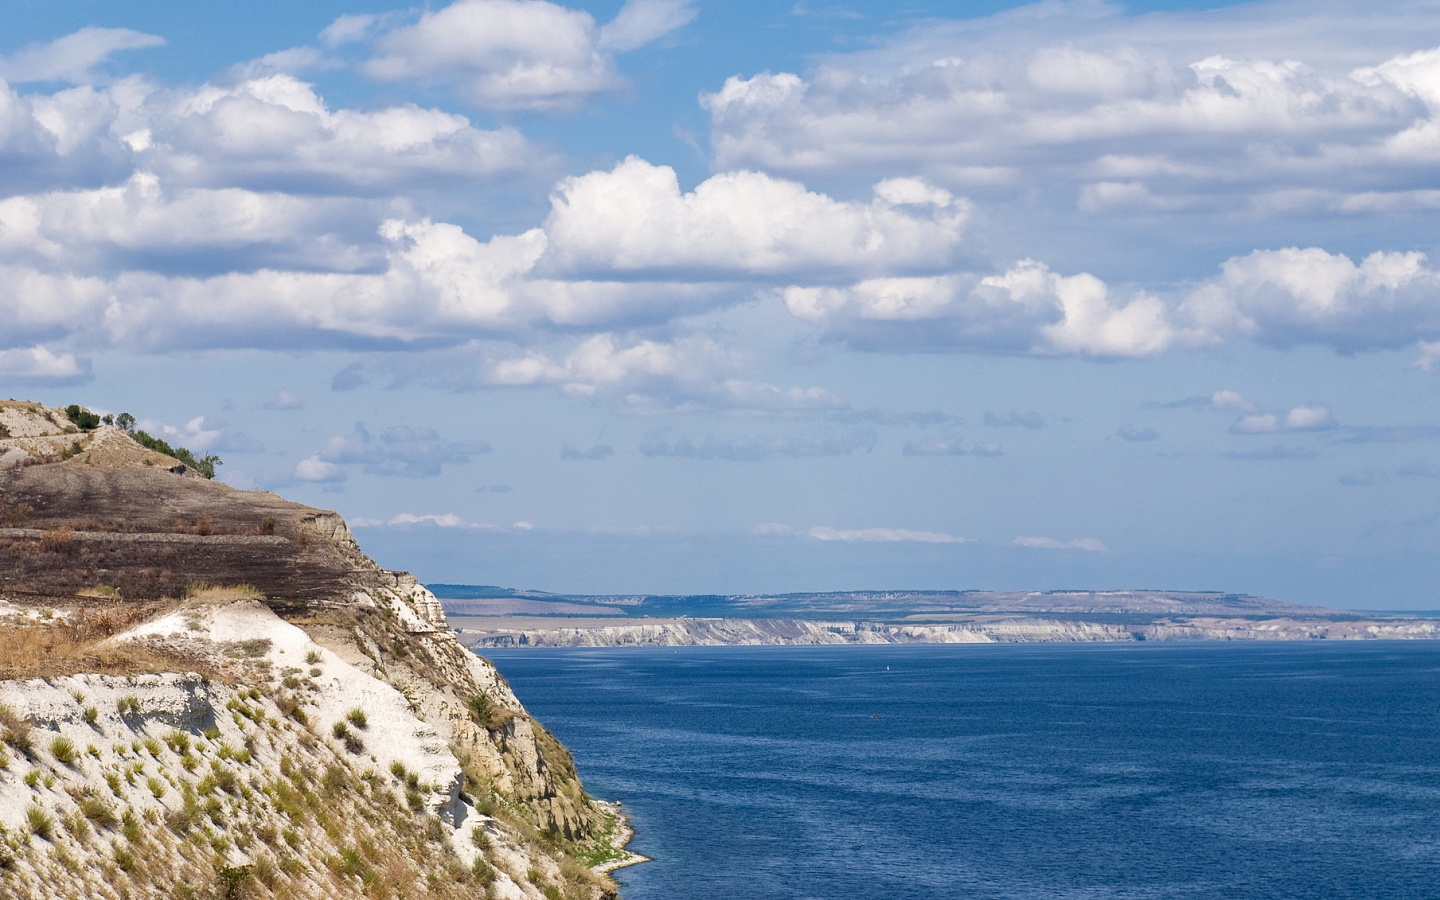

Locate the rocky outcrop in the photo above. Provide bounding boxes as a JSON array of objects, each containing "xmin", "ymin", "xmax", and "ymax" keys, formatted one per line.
[{"xmin": 0, "ymin": 404, "xmax": 621, "ymax": 899}]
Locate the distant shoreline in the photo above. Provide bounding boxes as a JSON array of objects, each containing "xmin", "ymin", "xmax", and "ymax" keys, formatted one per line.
[{"xmin": 451, "ymin": 613, "xmax": 1440, "ymax": 649}]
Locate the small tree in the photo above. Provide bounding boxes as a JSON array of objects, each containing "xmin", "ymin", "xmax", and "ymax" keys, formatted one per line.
[
  {"xmin": 63, "ymin": 404, "xmax": 100, "ymax": 430},
  {"xmin": 115, "ymin": 412, "xmax": 136, "ymax": 433}
]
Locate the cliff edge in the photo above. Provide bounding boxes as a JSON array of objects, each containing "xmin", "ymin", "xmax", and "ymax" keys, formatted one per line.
[{"xmin": 0, "ymin": 402, "xmax": 628, "ymax": 899}]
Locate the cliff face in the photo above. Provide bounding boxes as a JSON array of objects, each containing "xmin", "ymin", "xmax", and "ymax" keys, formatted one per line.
[
  {"xmin": 459, "ymin": 615, "xmax": 1440, "ymax": 648},
  {"xmin": 0, "ymin": 404, "xmax": 624, "ymax": 899}
]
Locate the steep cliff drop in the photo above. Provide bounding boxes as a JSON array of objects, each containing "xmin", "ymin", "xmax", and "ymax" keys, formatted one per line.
[{"xmin": 0, "ymin": 402, "xmax": 630, "ymax": 899}]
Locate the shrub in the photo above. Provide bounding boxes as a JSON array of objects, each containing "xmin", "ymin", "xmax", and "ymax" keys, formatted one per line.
[
  {"xmin": 26, "ymin": 807, "xmax": 54, "ymax": 840},
  {"xmin": 121, "ymin": 809, "xmax": 142, "ymax": 842},
  {"xmin": 82, "ymin": 706, "xmax": 98, "ymax": 725},
  {"xmin": 466, "ymin": 694, "xmax": 499, "ymax": 729},
  {"xmin": 63, "ymin": 405, "xmax": 101, "ymax": 431},
  {"xmin": 51, "ymin": 736, "xmax": 78, "ymax": 765},
  {"xmin": 38, "ymin": 527, "xmax": 75, "ymax": 553},
  {"xmin": 345, "ymin": 709, "xmax": 368, "ymax": 729},
  {"xmin": 0, "ymin": 704, "xmax": 33, "ymax": 757},
  {"xmin": 331, "ymin": 721, "xmax": 349, "ymax": 740},
  {"xmin": 80, "ymin": 796, "xmax": 117, "ymax": 828},
  {"xmin": 147, "ymin": 777, "xmax": 166, "ymax": 799},
  {"xmin": 305, "ymin": 649, "xmax": 322, "ymax": 665},
  {"xmin": 164, "ymin": 731, "xmax": 191, "ymax": 755},
  {"xmin": 129, "ymin": 428, "xmax": 220, "ymax": 479},
  {"xmin": 116, "ymin": 696, "xmax": 141, "ymax": 718}
]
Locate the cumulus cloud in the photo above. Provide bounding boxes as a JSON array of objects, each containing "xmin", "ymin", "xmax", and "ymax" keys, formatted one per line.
[
  {"xmin": 0, "ymin": 344, "xmax": 88, "ymax": 381},
  {"xmin": 0, "ymin": 27, "xmax": 164, "ymax": 84},
  {"xmin": 1230, "ymin": 404, "xmax": 1336, "ymax": 434},
  {"xmin": 154, "ymin": 75, "xmax": 542, "ymax": 194},
  {"xmin": 639, "ymin": 427, "xmax": 875, "ymax": 461},
  {"xmin": 1013, "ymin": 536, "xmax": 1107, "ymax": 552},
  {"xmin": 1181, "ymin": 248, "xmax": 1440, "ymax": 351},
  {"xmin": 782, "ymin": 260, "xmax": 1174, "ymax": 358},
  {"xmin": 481, "ymin": 333, "xmax": 847, "ymax": 414},
  {"xmin": 700, "ymin": 3, "xmax": 1440, "ymax": 215},
  {"xmin": 0, "ymin": 173, "xmax": 374, "ymax": 274},
  {"xmin": 315, "ymin": 422, "xmax": 491, "ymax": 477},
  {"xmin": 361, "ymin": 0, "xmax": 692, "ymax": 110},
  {"xmin": 540, "ymin": 158, "xmax": 968, "ymax": 279},
  {"xmin": 293, "ymin": 454, "xmax": 345, "ymax": 483}
]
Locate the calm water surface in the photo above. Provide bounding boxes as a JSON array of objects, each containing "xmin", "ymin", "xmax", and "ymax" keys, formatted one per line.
[{"xmin": 486, "ymin": 642, "xmax": 1440, "ymax": 899}]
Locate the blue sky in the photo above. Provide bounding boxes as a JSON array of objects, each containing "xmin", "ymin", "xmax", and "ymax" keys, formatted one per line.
[{"xmin": 5, "ymin": 0, "xmax": 1440, "ymax": 608}]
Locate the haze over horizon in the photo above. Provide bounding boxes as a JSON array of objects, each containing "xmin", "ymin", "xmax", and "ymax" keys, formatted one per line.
[{"xmin": 4, "ymin": 0, "xmax": 1440, "ymax": 607}]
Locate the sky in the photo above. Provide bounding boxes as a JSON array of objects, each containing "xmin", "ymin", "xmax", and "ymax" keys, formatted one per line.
[{"xmin": 3, "ymin": 0, "xmax": 1440, "ymax": 608}]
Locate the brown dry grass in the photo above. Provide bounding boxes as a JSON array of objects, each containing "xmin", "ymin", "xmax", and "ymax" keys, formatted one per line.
[{"xmin": 0, "ymin": 604, "xmax": 194, "ymax": 680}]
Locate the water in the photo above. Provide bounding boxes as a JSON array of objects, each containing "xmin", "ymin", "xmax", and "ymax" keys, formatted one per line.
[{"xmin": 485, "ymin": 642, "xmax": 1440, "ymax": 899}]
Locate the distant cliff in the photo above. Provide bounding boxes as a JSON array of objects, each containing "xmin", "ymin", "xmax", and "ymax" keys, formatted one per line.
[{"xmin": 458, "ymin": 615, "xmax": 1440, "ymax": 649}]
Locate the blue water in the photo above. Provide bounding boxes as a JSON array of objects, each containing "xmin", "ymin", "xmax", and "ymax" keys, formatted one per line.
[{"xmin": 485, "ymin": 643, "xmax": 1440, "ymax": 899}]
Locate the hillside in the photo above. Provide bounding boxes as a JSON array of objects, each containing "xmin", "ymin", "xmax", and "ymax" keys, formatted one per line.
[{"xmin": 0, "ymin": 403, "xmax": 631, "ymax": 899}]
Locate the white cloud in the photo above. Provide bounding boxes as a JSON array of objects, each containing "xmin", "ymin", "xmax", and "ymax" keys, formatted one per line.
[
  {"xmin": 756, "ymin": 523, "xmax": 970, "ymax": 544},
  {"xmin": 364, "ymin": 0, "xmax": 623, "ymax": 110},
  {"xmin": 0, "ymin": 344, "xmax": 87, "ymax": 381},
  {"xmin": 598, "ymin": 0, "xmax": 697, "ymax": 52},
  {"xmin": 483, "ymin": 332, "xmax": 847, "ymax": 414},
  {"xmin": 1181, "ymin": 247, "xmax": 1440, "ymax": 351},
  {"xmin": 1414, "ymin": 340, "xmax": 1440, "ymax": 371},
  {"xmin": 1231, "ymin": 404, "xmax": 1336, "ymax": 434},
  {"xmin": 807, "ymin": 526, "xmax": 969, "ymax": 544},
  {"xmin": 294, "ymin": 455, "xmax": 345, "ymax": 483},
  {"xmin": 1014, "ymin": 536, "xmax": 1108, "ymax": 552},
  {"xmin": 155, "ymin": 75, "xmax": 542, "ymax": 193},
  {"xmin": 293, "ymin": 452, "xmax": 344, "ymax": 480},
  {"xmin": 350, "ymin": 512, "xmax": 529, "ymax": 530},
  {"xmin": 0, "ymin": 27, "xmax": 164, "ymax": 84},
  {"xmin": 0, "ymin": 172, "xmax": 373, "ymax": 273},
  {"xmin": 699, "ymin": 3, "xmax": 1440, "ymax": 214},
  {"xmin": 540, "ymin": 158, "xmax": 968, "ymax": 279},
  {"xmin": 386, "ymin": 512, "xmax": 469, "ymax": 527},
  {"xmin": 782, "ymin": 259, "xmax": 1174, "ymax": 358},
  {"xmin": 1209, "ymin": 389, "xmax": 1257, "ymax": 413},
  {"xmin": 263, "ymin": 390, "xmax": 304, "ymax": 411}
]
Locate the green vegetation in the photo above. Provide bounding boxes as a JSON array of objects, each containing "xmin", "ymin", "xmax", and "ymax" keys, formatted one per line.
[
  {"xmin": 50, "ymin": 736, "xmax": 78, "ymax": 765},
  {"xmin": 63, "ymin": 405, "xmax": 101, "ymax": 431},
  {"xmin": 95, "ymin": 408, "xmax": 223, "ymax": 478},
  {"xmin": 26, "ymin": 807, "xmax": 54, "ymax": 840}
]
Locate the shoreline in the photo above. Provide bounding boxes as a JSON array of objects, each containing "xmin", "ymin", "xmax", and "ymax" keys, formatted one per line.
[
  {"xmin": 453, "ymin": 613, "xmax": 1440, "ymax": 649},
  {"xmin": 592, "ymin": 800, "xmax": 650, "ymax": 874}
]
